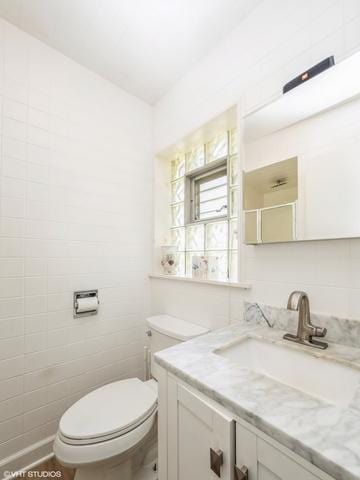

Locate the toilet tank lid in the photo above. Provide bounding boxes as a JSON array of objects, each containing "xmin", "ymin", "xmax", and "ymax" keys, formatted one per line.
[{"xmin": 146, "ymin": 314, "xmax": 209, "ymax": 341}]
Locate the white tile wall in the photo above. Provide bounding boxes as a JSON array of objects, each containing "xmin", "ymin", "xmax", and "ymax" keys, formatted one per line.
[
  {"xmin": 152, "ymin": 0, "xmax": 360, "ymax": 324},
  {"xmin": 0, "ymin": 19, "xmax": 153, "ymax": 468}
]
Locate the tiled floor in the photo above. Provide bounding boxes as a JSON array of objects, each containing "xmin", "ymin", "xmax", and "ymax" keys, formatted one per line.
[{"xmin": 23, "ymin": 457, "xmax": 75, "ymax": 480}]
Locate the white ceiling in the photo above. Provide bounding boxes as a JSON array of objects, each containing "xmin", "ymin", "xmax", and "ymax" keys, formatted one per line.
[{"xmin": 0, "ymin": 0, "xmax": 261, "ymax": 104}]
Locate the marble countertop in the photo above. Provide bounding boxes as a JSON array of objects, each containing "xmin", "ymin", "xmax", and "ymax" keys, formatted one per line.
[{"xmin": 154, "ymin": 322, "xmax": 360, "ymax": 480}]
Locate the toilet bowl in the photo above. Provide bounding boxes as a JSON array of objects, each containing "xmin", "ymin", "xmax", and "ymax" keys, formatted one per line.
[{"xmin": 54, "ymin": 315, "xmax": 209, "ymax": 480}]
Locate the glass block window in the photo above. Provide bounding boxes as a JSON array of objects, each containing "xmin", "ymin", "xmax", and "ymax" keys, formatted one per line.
[
  {"xmin": 171, "ymin": 154, "xmax": 185, "ymax": 180},
  {"xmin": 171, "ymin": 227, "xmax": 185, "ymax": 251},
  {"xmin": 171, "ymin": 203, "xmax": 184, "ymax": 227},
  {"xmin": 168, "ymin": 128, "xmax": 239, "ymax": 281},
  {"xmin": 206, "ymin": 132, "xmax": 228, "ymax": 163},
  {"xmin": 186, "ymin": 145, "xmax": 205, "ymax": 172},
  {"xmin": 205, "ymin": 221, "xmax": 228, "ymax": 250},
  {"xmin": 171, "ymin": 178, "xmax": 184, "ymax": 204},
  {"xmin": 186, "ymin": 224, "xmax": 204, "ymax": 251}
]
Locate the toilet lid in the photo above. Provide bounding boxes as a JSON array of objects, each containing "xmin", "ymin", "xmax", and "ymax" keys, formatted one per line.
[{"xmin": 59, "ymin": 378, "xmax": 157, "ymax": 443}]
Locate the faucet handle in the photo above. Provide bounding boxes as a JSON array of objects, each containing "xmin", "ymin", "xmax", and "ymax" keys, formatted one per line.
[{"xmin": 313, "ymin": 326, "xmax": 327, "ymax": 338}]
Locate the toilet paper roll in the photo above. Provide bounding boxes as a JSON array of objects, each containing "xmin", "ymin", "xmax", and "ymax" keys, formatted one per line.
[{"xmin": 76, "ymin": 296, "xmax": 98, "ymax": 313}]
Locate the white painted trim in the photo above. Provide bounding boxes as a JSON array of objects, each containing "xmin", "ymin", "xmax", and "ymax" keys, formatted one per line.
[
  {"xmin": 148, "ymin": 273, "xmax": 251, "ymax": 289},
  {"xmin": 0, "ymin": 435, "xmax": 55, "ymax": 480}
]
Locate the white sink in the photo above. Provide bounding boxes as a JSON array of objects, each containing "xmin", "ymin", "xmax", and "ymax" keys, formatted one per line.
[{"xmin": 214, "ymin": 337, "xmax": 360, "ymax": 407}]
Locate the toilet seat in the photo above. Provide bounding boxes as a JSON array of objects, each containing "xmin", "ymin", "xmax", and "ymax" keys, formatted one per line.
[
  {"xmin": 54, "ymin": 408, "xmax": 157, "ymax": 468},
  {"xmin": 59, "ymin": 378, "xmax": 157, "ymax": 446}
]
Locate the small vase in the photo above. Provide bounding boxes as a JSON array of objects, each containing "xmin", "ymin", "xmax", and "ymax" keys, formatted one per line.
[
  {"xmin": 192, "ymin": 255, "xmax": 208, "ymax": 280},
  {"xmin": 161, "ymin": 246, "xmax": 178, "ymax": 275}
]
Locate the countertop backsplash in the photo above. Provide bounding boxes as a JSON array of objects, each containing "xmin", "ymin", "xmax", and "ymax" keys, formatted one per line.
[{"xmin": 244, "ymin": 301, "xmax": 360, "ymax": 349}]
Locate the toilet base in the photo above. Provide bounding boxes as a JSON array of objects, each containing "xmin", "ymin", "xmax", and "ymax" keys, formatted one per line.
[
  {"xmin": 133, "ymin": 462, "xmax": 158, "ymax": 480},
  {"xmin": 73, "ymin": 433, "xmax": 157, "ymax": 480},
  {"xmin": 74, "ymin": 457, "xmax": 158, "ymax": 480},
  {"xmin": 75, "ymin": 459, "xmax": 132, "ymax": 480}
]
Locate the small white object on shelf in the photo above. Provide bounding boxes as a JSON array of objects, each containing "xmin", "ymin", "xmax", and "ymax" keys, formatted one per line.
[
  {"xmin": 160, "ymin": 245, "xmax": 178, "ymax": 275},
  {"xmin": 192, "ymin": 255, "xmax": 208, "ymax": 280}
]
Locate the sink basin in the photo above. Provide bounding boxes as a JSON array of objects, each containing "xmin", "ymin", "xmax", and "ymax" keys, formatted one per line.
[{"xmin": 214, "ymin": 337, "xmax": 360, "ymax": 407}]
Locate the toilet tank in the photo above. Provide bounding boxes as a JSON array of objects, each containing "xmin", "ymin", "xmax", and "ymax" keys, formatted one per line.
[{"xmin": 146, "ymin": 314, "xmax": 209, "ymax": 379}]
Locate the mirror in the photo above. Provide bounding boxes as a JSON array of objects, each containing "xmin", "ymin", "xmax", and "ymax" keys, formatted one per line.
[
  {"xmin": 243, "ymin": 51, "xmax": 360, "ymax": 244},
  {"xmin": 243, "ymin": 158, "xmax": 298, "ymax": 243}
]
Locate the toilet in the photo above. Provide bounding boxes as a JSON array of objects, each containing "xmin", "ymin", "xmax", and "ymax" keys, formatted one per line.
[{"xmin": 54, "ymin": 315, "xmax": 209, "ymax": 480}]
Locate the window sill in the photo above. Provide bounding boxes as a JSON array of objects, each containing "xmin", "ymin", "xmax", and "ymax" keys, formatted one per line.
[{"xmin": 148, "ymin": 273, "xmax": 252, "ymax": 289}]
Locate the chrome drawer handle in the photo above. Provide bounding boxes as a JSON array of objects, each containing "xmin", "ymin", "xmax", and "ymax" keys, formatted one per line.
[
  {"xmin": 210, "ymin": 448, "xmax": 223, "ymax": 477},
  {"xmin": 234, "ymin": 464, "xmax": 248, "ymax": 480}
]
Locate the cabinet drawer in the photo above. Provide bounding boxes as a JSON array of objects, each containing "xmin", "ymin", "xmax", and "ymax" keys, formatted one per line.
[
  {"xmin": 236, "ymin": 421, "xmax": 334, "ymax": 480},
  {"xmin": 257, "ymin": 438, "xmax": 322, "ymax": 480}
]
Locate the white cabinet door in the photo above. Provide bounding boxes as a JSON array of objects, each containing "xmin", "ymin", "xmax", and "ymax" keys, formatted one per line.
[
  {"xmin": 236, "ymin": 423, "xmax": 332, "ymax": 480},
  {"xmin": 167, "ymin": 377, "xmax": 235, "ymax": 480}
]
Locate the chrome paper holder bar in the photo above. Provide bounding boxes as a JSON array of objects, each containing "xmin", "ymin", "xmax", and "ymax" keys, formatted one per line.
[{"xmin": 73, "ymin": 290, "xmax": 99, "ymax": 318}]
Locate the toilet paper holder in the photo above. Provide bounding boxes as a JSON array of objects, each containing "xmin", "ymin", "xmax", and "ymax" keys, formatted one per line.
[{"xmin": 73, "ymin": 290, "xmax": 99, "ymax": 318}]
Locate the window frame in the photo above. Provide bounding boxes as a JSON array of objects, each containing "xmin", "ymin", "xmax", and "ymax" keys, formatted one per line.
[{"xmin": 185, "ymin": 158, "xmax": 229, "ymax": 225}]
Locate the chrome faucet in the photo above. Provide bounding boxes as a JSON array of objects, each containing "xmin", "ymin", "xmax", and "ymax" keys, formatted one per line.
[{"xmin": 283, "ymin": 291, "xmax": 328, "ymax": 349}]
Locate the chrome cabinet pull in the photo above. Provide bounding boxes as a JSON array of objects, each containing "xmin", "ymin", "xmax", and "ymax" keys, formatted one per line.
[
  {"xmin": 234, "ymin": 464, "xmax": 248, "ymax": 480},
  {"xmin": 210, "ymin": 448, "xmax": 223, "ymax": 477}
]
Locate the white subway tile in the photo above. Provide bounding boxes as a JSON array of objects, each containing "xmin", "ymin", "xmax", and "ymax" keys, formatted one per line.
[
  {"xmin": 1, "ymin": 197, "xmax": 25, "ymax": 218},
  {"xmin": 3, "ymin": 74, "xmax": 28, "ymax": 104},
  {"xmin": 24, "ymin": 313, "xmax": 47, "ymax": 334},
  {"xmin": 0, "ymin": 317, "xmax": 24, "ymax": 339},
  {"xmin": 0, "ymin": 416, "xmax": 23, "ymax": 443},
  {"xmin": 0, "ymin": 377, "xmax": 23, "ymax": 402},
  {"xmin": 25, "ymin": 276, "xmax": 47, "ymax": 296},
  {"xmin": 21, "ymin": 420, "xmax": 57, "ymax": 451},
  {"xmin": 27, "ymin": 163, "xmax": 49, "ymax": 184},
  {"xmin": 47, "ymin": 292, "xmax": 71, "ymax": 312},
  {"xmin": 27, "ymin": 145, "xmax": 50, "ymax": 167},
  {"xmin": 3, "ymin": 98, "xmax": 27, "ymax": 122},
  {"xmin": 25, "ymin": 295, "xmax": 47, "ymax": 315},
  {"xmin": 0, "ymin": 218, "xmax": 26, "ymax": 237},
  {"xmin": 28, "ymin": 108, "xmax": 50, "ymax": 130},
  {"xmin": 23, "ymin": 398, "xmax": 67, "ymax": 432},
  {"xmin": 28, "ymin": 125, "xmax": 50, "ymax": 148},
  {"xmin": 0, "ymin": 259, "xmax": 24, "ymax": 277},
  {"xmin": 1, "ymin": 177, "xmax": 26, "ymax": 199},
  {"xmin": 2, "ymin": 138, "xmax": 27, "ymax": 161},
  {"xmin": 25, "ymin": 332, "xmax": 47, "ymax": 354},
  {"xmin": 2, "ymin": 156, "xmax": 27, "ymax": 180},
  {"xmin": 29, "ymin": 88, "xmax": 50, "ymax": 113},
  {"xmin": 0, "ymin": 395, "xmax": 23, "ymax": 422},
  {"xmin": 3, "ymin": 117, "xmax": 27, "ymax": 142},
  {"xmin": 24, "ymin": 239, "xmax": 48, "ymax": 257},
  {"xmin": 0, "ymin": 336, "xmax": 23, "ymax": 362},
  {"xmin": 22, "ymin": 381, "xmax": 68, "ymax": 412},
  {"xmin": 0, "ymin": 297, "xmax": 24, "ymax": 319},
  {"xmin": 27, "ymin": 182, "xmax": 49, "ymax": 202},
  {"xmin": 0, "ymin": 278, "xmax": 24, "ymax": 298},
  {"xmin": 0, "ymin": 355, "xmax": 24, "ymax": 380},
  {"xmin": 23, "ymin": 362, "xmax": 70, "ymax": 392},
  {"xmin": 24, "ymin": 258, "xmax": 47, "ymax": 277}
]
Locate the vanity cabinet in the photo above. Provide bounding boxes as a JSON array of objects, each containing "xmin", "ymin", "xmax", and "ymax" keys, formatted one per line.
[
  {"xmin": 158, "ymin": 367, "xmax": 335, "ymax": 480},
  {"xmin": 166, "ymin": 375, "xmax": 235, "ymax": 480},
  {"xmin": 236, "ymin": 422, "xmax": 329, "ymax": 480}
]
